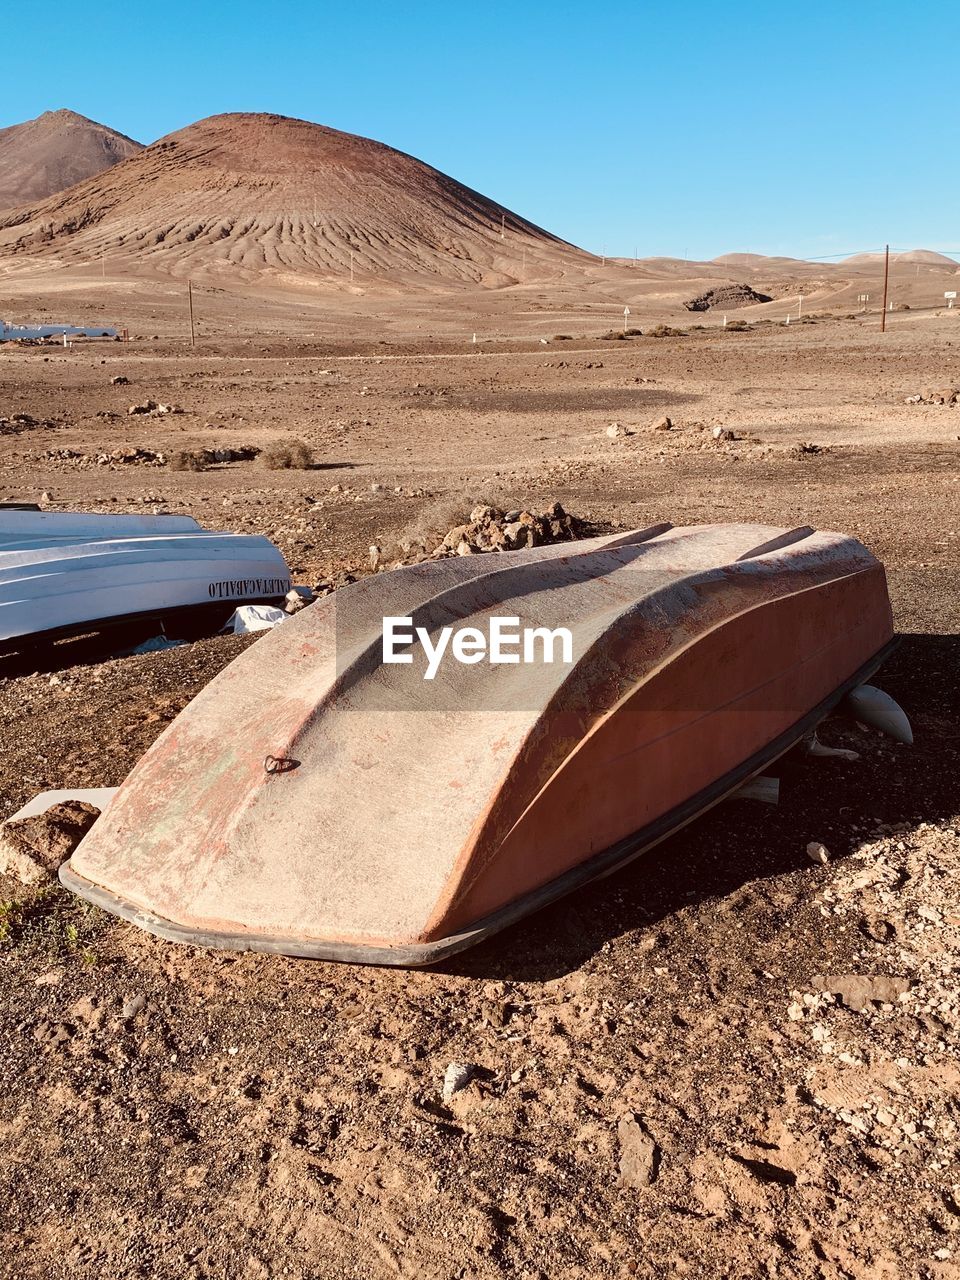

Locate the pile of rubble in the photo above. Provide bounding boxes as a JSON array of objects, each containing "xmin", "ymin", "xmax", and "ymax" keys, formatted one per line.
[
  {"xmin": 40, "ymin": 446, "xmax": 166, "ymax": 468},
  {"xmin": 603, "ymin": 415, "xmax": 750, "ymax": 448},
  {"xmin": 904, "ymin": 387, "xmax": 959, "ymax": 406},
  {"xmin": 127, "ymin": 400, "xmax": 182, "ymax": 416},
  {"xmin": 0, "ymin": 412, "xmax": 59, "ymax": 436},
  {"xmin": 39, "ymin": 448, "xmax": 85, "ymax": 466},
  {"xmin": 684, "ymin": 283, "xmax": 772, "ymax": 312},
  {"xmin": 377, "ymin": 502, "xmax": 584, "ymax": 570}
]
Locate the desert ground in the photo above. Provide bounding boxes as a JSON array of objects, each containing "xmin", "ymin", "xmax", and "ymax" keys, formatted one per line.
[{"xmin": 1, "ymin": 266, "xmax": 960, "ymax": 1280}]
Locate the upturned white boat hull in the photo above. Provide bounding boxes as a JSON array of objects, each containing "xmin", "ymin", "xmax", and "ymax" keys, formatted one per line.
[{"xmin": 0, "ymin": 511, "xmax": 291, "ymax": 647}]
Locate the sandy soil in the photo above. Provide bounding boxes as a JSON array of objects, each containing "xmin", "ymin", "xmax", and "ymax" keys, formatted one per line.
[{"xmin": 1, "ymin": 296, "xmax": 959, "ymax": 1279}]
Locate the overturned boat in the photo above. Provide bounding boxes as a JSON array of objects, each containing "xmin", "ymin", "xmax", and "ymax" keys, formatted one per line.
[
  {"xmin": 62, "ymin": 522, "xmax": 897, "ymax": 965},
  {"xmin": 0, "ymin": 509, "xmax": 291, "ymax": 650}
]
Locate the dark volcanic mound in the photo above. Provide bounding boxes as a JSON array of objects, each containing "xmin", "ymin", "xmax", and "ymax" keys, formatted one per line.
[
  {"xmin": 0, "ymin": 112, "xmax": 584, "ymax": 287},
  {"xmin": 684, "ymin": 282, "xmax": 773, "ymax": 312},
  {"xmin": 0, "ymin": 109, "xmax": 142, "ymax": 211}
]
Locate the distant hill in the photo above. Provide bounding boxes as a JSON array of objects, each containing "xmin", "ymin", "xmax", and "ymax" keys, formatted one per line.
[
  {"xmin": 843, "ymin": 249, "xmax": 959, "ymax": 267},
  {"xmin": 0, "ymin": 112, "xmax": 584, "ymax": 287},
  {"xmin": 0, "ymin": 109, "xmax": 142, "ymax": 211}
]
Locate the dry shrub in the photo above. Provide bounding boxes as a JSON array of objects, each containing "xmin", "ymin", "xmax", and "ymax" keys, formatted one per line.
[
  {"xmin": 647, "ymin": 324, "xmax": 687, "ymax": 338},
  {"xmin": 262, "ymin": 439, "xmax": 314, "ymax": 470},
  {"xmin": 170, "ymin": 449, "xmax": 209, "ymax": 472}
]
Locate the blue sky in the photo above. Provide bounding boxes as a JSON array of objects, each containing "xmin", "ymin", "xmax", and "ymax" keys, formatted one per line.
[{"xmin": 3, "ymin": 1, "xmax": 957, "ymax": 260}]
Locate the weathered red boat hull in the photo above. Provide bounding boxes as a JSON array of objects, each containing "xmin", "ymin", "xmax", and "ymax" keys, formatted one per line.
[{"xmin": 60, "ymin": 524, "xmax": 896, "ymax": 965}]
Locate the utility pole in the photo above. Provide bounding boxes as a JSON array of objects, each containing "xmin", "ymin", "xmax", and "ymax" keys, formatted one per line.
[
  {"xmin": 188, "ymin": 281, "xmax": 196, "ymax": 347},
  {"xmin": 880, "ymin": 243, "xmax": 890, "ymax": 332},
  {"xmin": 500, "ymin": 212, "xmax": 505, "ymax": 240}
]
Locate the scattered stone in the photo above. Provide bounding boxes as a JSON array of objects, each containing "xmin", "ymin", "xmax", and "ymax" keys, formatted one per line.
[
  {"xmin": 617, "ymin": 1113, "xmax": 660, "ymax": 1187},
  {"xmin": 121, "ymin": 994, "xmax": 146, "ymax": 1021},
  {"xmin": 283, "ymin": 588, "xmax": 312, "ymax": 614},
  {"xmin": 128, "ymin": 400, "xmax": 182, "ymax": 416},
  {"xmin": 905, "ymin": 387, "xmax": 959, "ymax": 407},
  {"xmin": 652, "ymin": 415, "xmax": 674, "ymax": 431},
  {"xmin": 0, "ymin": 412, "xmax": 59, "ymax": 435},
  {"xmin": 442, "ymin": 1062, "xmax": 475, "ymax": 1104},
  {"xmin": 0, "ymin": 801, "xmax": 101, "ymax": 885},
  {"xmin": 815, "ymin": 974, "xmax": 912, "ymax": 1012},
  {"xmin": 807, "ymin": 841, "xmax": 831, "ymax": 865},
  {"xmin": 109, "ymin": 375, "xmax": 129, "ymax": 386}
]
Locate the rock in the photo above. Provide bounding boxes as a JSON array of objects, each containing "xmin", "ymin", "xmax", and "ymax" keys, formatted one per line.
[
  {"xmin": 128, "ymin": 400, "xmax": 157, "ymax": 415},
  {"xmin": 652, "ymin": 415, "xmax": 673, "ymax": 431},
  {"xmin": 283, "ymin": 588, "xmax": 311, "ymax": 614},
  {"xmin": 121, "ymin": 993, "xmax": 146, "ymax": 1021},
  {"xmin": 815, "ymin": 974, "xmax": 912, "ymax": 1012},
  {"xmin": 909, "ymin": 387, "xmax": 959, "ymax": 406},
  {"xmin": 110, "ymin": 375, "xmax": 129, "ymax": 386},
  {"xmin": 501, "ymin": 521, "xmax": 529, "ymax": 550},
  {"xmin": 806, "ymin": 841, "xmax": 830, "ymax": 864},
  {"xmin": 712, "ymin": 426, "xmax": 735, "ymax": 441},
  {"xmin": 617, "ymin": 1113, "xmax": 660, "ymax": 1187},
  {"xmin": 0, "ymin": 801, "xmax": 100, "ymax": 885},
  {"xmin": 605, "ymin": 424, "xmax": 622, "ymax": 439},
  {"xmin": 442, "ymin": 522, "xmax": 473, "ymax": 550},
  {"xmin": 442, "ymin": 1062, "xmax": 475, "ymax": 1103}
]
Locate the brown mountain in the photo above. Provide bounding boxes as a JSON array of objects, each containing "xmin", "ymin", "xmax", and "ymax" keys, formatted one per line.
[
  {"xmin": 0, "ymin": 109, "xmax": 142, "ymax": 211},
  {"xmin": 0, "ymin": 112, "xmax": 584, "ymax": 287}
]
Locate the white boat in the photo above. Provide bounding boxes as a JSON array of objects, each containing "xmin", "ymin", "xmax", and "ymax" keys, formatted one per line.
[{"xmin": 0, "ymin": 510, "xmax": 292, "ymax": 648}]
